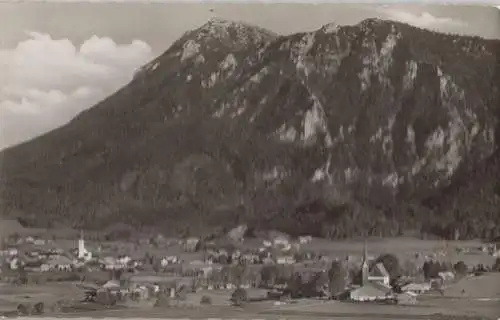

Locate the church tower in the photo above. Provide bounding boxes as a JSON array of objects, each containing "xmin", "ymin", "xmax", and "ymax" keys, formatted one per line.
[
  {"xmin": 360, "ymin": 240, "xmax": 369, "ymax": 286},
  {"xmin": 78, "ymin": 230, "xmax": 86, "ymax": 259}
]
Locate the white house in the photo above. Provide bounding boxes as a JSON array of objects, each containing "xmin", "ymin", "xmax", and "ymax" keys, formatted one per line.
[
  {"xmin": 161, "ymin": 256, "xmax": 179, "ymax": 267},
  {"xmin": 263, "ymin": 240, "xmax": 272, "ymax": 247},
  {"xmin": 9, "ymin": 257, "xmax": 20, "ymax": 270},
  {"xmin": 298, "ymin": 235, "xmax": 312, "ymax": 244},
  {"xmin": 281, "ymin": 243, "xmax": 292, "ymax": 252},
  {"xmin": 401, "ymin": 282, "xmax": 431, "ymax": 295},
  {"xmin": 34, "ymin": 239, "xmax": 46, "ymax": 246},
  {"xmin": 184, "ymin": 237, "xmax": 200, "ymax": 252},
  {"xmin": 117, "ymin": 255, "xmax": 131, "ymax": 266},
  {"xmin": 42, "ymin": 256, "xmax": 73, "ymax": 271},
  {"xmin": 438, "ymin": 271, "xmax": 455, "ymax": 282},
  {"xmin": 276, "ymin": 255, "xmax": 296, "ymax": 265},
  {"xmin": 273, "ymin": 237, "xmax": 289, "ymax": 247}
]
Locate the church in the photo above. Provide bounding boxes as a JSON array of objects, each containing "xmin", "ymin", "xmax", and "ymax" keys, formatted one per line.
[
  {"xmin": 349, "ymin": 241, "xmax": 393, "ymax": 302},
  {"xmin": 77, "ymin": 230, "xmax": 93, "ymax": 261}
]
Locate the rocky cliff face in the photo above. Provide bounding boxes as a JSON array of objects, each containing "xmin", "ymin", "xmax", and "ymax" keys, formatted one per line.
[{"xmin": 1, "ymin": 18, "xmax": 499, "ymax": 239}]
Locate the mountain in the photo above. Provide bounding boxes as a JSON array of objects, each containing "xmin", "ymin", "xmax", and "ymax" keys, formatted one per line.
[{"xmin": 1, "ymin": 18, "xmax": 499, "ymax": 239}]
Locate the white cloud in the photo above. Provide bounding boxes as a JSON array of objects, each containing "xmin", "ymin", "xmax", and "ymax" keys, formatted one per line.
[
  {"xmin": 378, "ymin": 8, "xmax": 466, "ymax": 29},
  {"xmin": 0, "ymin": 32, "xmax": 153, "ymax": 149}
]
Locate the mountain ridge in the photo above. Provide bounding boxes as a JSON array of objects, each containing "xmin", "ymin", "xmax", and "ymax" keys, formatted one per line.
[{"xmin": 1, "ymin": 18, "xmax": 499, "ymax": 240}]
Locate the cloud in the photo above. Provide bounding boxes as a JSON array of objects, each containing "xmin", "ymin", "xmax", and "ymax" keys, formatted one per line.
[
  {"xmin": 0, "ymin": 32, "xmax": 153, "ymax": 149},
  {"xmin": 378, "ymin": 8, "xmax": 466, "ymax": 29}
]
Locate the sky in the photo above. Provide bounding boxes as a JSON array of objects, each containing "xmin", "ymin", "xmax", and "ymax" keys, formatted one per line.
[{"xmin": 0, "ymin": 3, "xmax": 499, "ymax": 150}]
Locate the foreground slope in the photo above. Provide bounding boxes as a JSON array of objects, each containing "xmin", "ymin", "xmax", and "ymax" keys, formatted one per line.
[{"xmin": 1, "ymin": 18, "xmax": 499, "ymax": 239}]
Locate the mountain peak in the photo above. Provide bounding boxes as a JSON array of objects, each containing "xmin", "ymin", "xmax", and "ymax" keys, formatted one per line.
[
  {"xmin": 319, "ymin": 22, "xmax": 339, "ymax": 34},
  {"xmin": 180, "ymin": 17, "xmax": 278, "ymax": 50},
  {"xmin": 1, "ymin": 17, "xmax": 499, "ymax": 241}
]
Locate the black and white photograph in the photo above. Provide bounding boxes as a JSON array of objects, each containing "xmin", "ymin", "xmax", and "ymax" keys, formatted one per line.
[{"xmin": 0, "ymin": 2, "xmax": 499, "ymax": 319}]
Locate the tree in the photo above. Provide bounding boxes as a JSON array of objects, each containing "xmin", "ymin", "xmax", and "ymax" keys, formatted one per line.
[
  {"xmin": 287, "ymin": 273, "xmax": 303, "ymax": 298},
  {"xmin": 230, "ymin": 288, "xmax": 248, "ymax": 306},
  {"xmin": 453, "ymin": 261, "xmax": 468, "ymax": 277},
  {"xmin": 230, "ymin": 264, "xmax": 247, "ymax": 287},
  {"xmin": 423, "ymin": 260, "xmax": 443, "ymax": 280},
  {"xmin": 260, "ymin": 265, "xmax": 278, "ymax": 287},
  {"xmin": 17, "ymin": 266, "xmax": 28, "ymax": 285},
  {"xmin": 32, "ymin": 302, "xmax": 44, "ymax": 315},
  {"xmin": 17, "ymin": 303, "xmax": 30, "ymax": 316},
  {"xmin": 328, "ymin": 260, "xmax": 347, "ymax": 299},
  {"xmin": 110, "ymin": 269, "xmax": 123, "ymax": 280},
  {"xmin": 200, "ymin": 295, "xmax": 212, "ymax": 305},
  {"xmin": 492, "ymin": 257, "xmax": 500, "ymax": 272},
  {"xmin": 96, "ymin": 290, "xmax": 117, "ymax": 306},
  {"xmin": 375, "ymin": 254, "xmax": 401, "ymax": 281}
]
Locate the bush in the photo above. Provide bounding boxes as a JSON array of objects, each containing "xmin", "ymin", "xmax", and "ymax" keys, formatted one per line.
[
  {"xmin": 230, "ymin": 288, "xmax": 248, "ymax": 306},
  {"xmin": 32, "ymin": 302, "xmax": 44, "ymax": 315},
  {"xmin": 154, "ymin": 295, "xmax": 171, "ymax": 308},
  {"xmin": 200, "ymin": 295, "xmax": 212, "ymax": 305},
  {"xmin": 17, "ymin": 303, "xmax": 30, "ymax": 316},
  {"xmin": 453, "ymin": 261, "xmax": 468, "ymax": 276},
  {"xmin": 492, "ymin": 257, "xmax": 500, "ymax": 272}
]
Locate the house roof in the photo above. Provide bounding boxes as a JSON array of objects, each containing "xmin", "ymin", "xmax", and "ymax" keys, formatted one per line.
[
  {"xmin": 401, "ymin": 282, "xmax": 431, "ymax": 290},
  {"xmin": 350, "ymin": 282, "xmax": 392, "ymax": 298},
  {"xmin": 46, "ymin": 255, "xmax": 73, "ymax": 265},
  {"xmin": 371, "ymin": 263, "xmax": 390, "ymax": 278},
  {"xmin": 102, "ymin": 279, "xmax": 121, "ymax": 289}
]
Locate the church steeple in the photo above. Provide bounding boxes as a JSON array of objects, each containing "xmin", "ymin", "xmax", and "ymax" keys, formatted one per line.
[
  {"xmin": 78, "ymin": 229, "xmax": 86, "ymax": 259},
  {"xmin": 360, "ymin": 239, "xmax": 369, "ymax": 286},
  {"xmin": 363, "ymin": 239, "xmax": 368, "ymax": 262}
]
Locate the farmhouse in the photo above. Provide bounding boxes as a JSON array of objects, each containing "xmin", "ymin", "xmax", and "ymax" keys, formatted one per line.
[
  {"xmin": 276, "ymin": 255, "xmax": 296, "ymax": 265},
  {"xmin": 298, "ymin": 235, "xmax": 312, "ymax": 244},
  {"xmin": 41, "ymin": 255, "xmax": 73, "ymax": 271},
  {"xmin": 401, "ymin": 282, "xmax": 431, "ymax": 295}
]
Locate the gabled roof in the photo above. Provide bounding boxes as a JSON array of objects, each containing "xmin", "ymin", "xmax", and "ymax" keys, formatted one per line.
[
  {"xmin": 102, "ymin": 279, "xmax": 121, "ymax": 289},
  {"xmin": 350, "ymin": 282, "xmax": 392, "ymax": 297},
  {"xmin": 46, "ymin": 255, "xmax": 73, "ymax": 265},
  {"xmin": 371, "ymin": 262, "xmax": 390, "ymax": 278}
]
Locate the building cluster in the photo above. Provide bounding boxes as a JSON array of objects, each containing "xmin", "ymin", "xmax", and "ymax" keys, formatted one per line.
[{"xmin": 0, "ymin": 230, "xmax": 490, "ymax": 309}]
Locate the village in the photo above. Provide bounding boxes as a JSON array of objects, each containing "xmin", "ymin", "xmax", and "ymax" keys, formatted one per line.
[{"xmin": 1, "ymin": 221, "xmax": 500, "ymax": 318}]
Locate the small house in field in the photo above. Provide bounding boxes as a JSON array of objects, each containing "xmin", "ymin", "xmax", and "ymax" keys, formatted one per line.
[
  {"xmin": 184, "ymin": 237, "xmax": 200, "ymax": 252},
  {"xmin": 298, "ymin": 235, "xmax": 312, "ymax": 244},
  {"xmin": 401, "ymin": 282, "xmax": 431, "ymax": 295},
  {"xmin": 102, "ymin": 279, "xmax": 121, "ymax": 290},
  {"xmin": 438, "ymin": 271, "xmax": 455, "ymax": 282},
  {"xmin": 276, "ymin": 255, "xmax": 296, "ymax": 265},
  {"xmin": 41, "ymin": 255, "xmax": 73, "ymax": 272}
]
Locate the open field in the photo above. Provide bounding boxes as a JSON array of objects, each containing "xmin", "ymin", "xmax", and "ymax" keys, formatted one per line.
[
  {"xmin": 296, "ymin": 237, "xmax": 495, "ymax": 267},
  {"xmin": 2, "ymin": 275, "xmax": 500, "ymax": 319}
]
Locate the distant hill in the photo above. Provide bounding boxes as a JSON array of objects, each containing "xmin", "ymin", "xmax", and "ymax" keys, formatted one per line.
[{"xmin": 0, "ymin": 18, "xmax": 499, "ymax": 240}]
